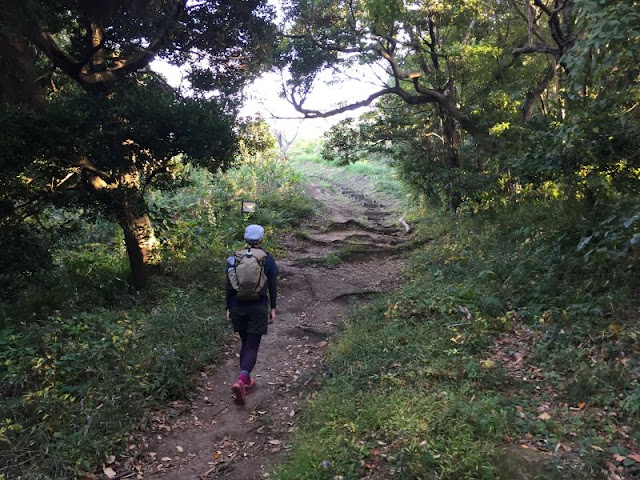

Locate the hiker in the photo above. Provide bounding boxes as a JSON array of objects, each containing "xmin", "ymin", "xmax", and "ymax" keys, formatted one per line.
[{"xmin": 225, "ymin": 224, "xmax": 279, "ymax": 405}]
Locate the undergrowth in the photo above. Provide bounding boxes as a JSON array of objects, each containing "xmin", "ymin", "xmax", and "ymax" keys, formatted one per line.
[
  {"xmin": 0, "ymin": 154, "xmax": 313, "ymax": 478},
  {"xmin": 271, "ymin": 196, "xmax": 640, "ymax": 480}
]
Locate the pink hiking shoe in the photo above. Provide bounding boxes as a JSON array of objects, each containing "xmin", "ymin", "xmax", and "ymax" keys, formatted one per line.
[
  {"xmin": 232, "ymin": 380, "xmax": 246, "ymax": 405},
  {"xmin": 244, "ymin": 377, "xmax": 255, "ymax": 395}
]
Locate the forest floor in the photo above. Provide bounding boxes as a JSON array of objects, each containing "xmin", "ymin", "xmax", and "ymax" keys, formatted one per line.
[{"xmin": 129, "ymin": 167, "xmax": 410, "ymax": 479}]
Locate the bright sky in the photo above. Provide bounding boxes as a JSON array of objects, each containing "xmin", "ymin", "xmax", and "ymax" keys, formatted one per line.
[
  {"xmin": 151, "ymin": 59, "xmax": 385, "ymax": 141},
  {"xmin": 151, "ymin": 0, "xmax": 388, "ymax": 141}
]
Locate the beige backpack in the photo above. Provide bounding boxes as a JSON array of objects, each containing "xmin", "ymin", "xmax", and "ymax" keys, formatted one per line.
[{"xmin": 227, "ymin": 247, "xmax": 268, "ymax": 301}]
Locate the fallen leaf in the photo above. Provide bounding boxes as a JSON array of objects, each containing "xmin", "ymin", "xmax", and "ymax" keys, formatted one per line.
[
  {"xmin": 103, "ymin": 467, "xmax": 117, "ymax": 479},
  {"xmin": 538, "ymin": 412, "xmax": 551, "ymax": 420},
  {"xmin": 161, "ymin": 457, "xmax": 172, "ymax": 462},
  {"xmin": 627, "ymin": 453, "xmax": 640, "ymax": 463},
  {"xmin": 614, "ymin": 454, "xmax": 626, "ymax": 462},
  {"xmin": 268, "ymin": 439, "xmax": 281, "ymax": 445},
  {"xmin": 176, "ymin": 446, "xmax": 184, "ymax": 453},
  {"xmin": 480, "ymin": 359, "xmax": 495, "ymax": 369},
  {"xmin": 591, "ymin": 445, "xmax": 604, "ymax": 452},
  {"xmin": 105, "ymin": 455, "xmax": 116, "ymax": 464}
]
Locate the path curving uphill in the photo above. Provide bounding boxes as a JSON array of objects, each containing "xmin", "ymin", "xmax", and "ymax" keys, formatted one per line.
[{"xmin": 131, "ymin": 168, "xmax": 411, "ymax": 480}]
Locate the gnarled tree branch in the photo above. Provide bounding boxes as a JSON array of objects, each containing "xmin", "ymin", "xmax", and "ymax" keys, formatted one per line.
[{"xmin": 29, "ymin": 0, "xmax": 187, "ymax": 92}]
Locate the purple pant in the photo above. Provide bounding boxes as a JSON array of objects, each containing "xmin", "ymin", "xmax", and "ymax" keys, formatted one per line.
[{"xmin": 238, "ymin": 331, "xmax": 262, "ymax": 373}]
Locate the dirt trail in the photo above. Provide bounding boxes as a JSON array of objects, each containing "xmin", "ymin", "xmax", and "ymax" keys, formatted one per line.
[{"xmin": 133, "ymin": 174, "xmax": 409, "ymax": 480}]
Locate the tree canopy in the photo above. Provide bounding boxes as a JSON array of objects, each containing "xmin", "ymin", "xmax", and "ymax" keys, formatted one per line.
[
  {"xmin": 282, "ymin": 0, "xmax": 640, "ymax": 209},
  {"xmin": 0, "ymin": 0, "xmax": 277, "ymax": 289}
]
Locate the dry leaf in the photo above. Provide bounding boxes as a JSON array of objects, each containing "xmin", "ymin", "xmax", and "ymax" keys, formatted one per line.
[
  {"xmin": 614, "ymin": 454, "xmax": 626, "ymax": 462},
  {"xmin": 591, "ymin": 445, "xmax": 604, "ymax": 452},
  {"xmin": 268, "ymin": 439, "xmax": 281, "ymax": 445},
  {"xmin": 176, "ymin": 446, "xmax": 184, "ymax": 453},
  {"xmin": 609, "ymin": 324, "xmax": 622, "ymax": 333},
  {"xmin": 480, "ymin": 359, "xmax": 495, "ymax": 369},
  {"xmin": 103, "ymin": 467, "xmax": 117, "ymax": 479},
  {"xmin": 161, "ymin": 457, "xmax": 172, "ymax": 462},
  {"xmin": 628, "ymin": 453, "xmax": 640, "ymax": 463},
  {"xmin": 105, "ymin": 455, "xmax": 116, "ymax": 464},
  {"xmin": 538, "ymin": 412, "xmax": 551, "ymax": 420}
]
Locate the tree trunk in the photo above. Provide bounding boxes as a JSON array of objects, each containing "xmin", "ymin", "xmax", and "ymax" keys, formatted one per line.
[
  {"xmin": 441, "ymin": 112, "xmax": 462, "ymax": 211},
  {"xmin": 80, "ymin": 147, "xmax": 158, "ymax": 290},
  {"xmin": 115, "ymin": 189, "xmax": 157, "ymax": 290},
  {"xmin": 0, "ymin": 33, "xmax": 43, "ymax": 104}
]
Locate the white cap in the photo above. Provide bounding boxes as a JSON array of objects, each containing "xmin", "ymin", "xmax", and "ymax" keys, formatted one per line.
[{"xmin": 244, "ymin": 224, "xmax": 264, "ymax": 243}]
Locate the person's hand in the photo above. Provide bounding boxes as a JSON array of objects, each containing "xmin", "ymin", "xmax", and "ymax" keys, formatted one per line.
[
  {"xmin": 269, "ymin": 308, "xmax": 276, "ymax": 324},
  {"xmin": 226, "ymin": 309, "xmax": 231, "ymax": 322}
]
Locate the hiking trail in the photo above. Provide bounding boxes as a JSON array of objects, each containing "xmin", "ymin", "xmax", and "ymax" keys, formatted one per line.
[{"xmin": 127, "ymin": 168, "xmax": 410, "ymax": 479}]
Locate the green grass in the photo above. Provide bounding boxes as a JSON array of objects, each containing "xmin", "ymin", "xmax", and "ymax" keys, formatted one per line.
[
  {"xmin": 1, "ymin": 290, "xmax": 227, "ymax": 476},
  {"xmin": 271, "ymin": 197, "xmax": 640, "ymax": 479},
  {"xmin": 342, "ymin": 158, "xmax": 407, "ymax": 199},
  {"xmin": 289, "ymin": 145, "xmax": 409, "ymax": 214},
  {"xmin": 288, "ymin": 138, "xmax": 325, "ymax": 164}
]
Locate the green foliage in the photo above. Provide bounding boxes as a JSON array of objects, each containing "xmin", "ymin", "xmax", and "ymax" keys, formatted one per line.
[
  {"xmin": 236, "ymin": 116, "xmax": 279, "ymax": 161},
  {"xmin": 0, "ymin": 294, "xmax": 225, "ymax": 477},
  {"xmin": 565, "ymin": 0, "xmax": 640, "ymax": 97},
  {"xmin": 272, "ymin": 295, "xmax": 509, "ymax": 478},
  {"xmin": 321, "ymin": 118, "xmax": 365, "ymax": 165},
  {"xmin": 0, "ymin": 0, "xmax": 277, "ymax": 288},
  {"xmin": 0, "ymin": 78, "xmax": 239, "ymax": 291},
  {"xmin": 288, "ymin": 138, "xmax": 325, "ymax": 164},
  {"xmin": 0, "ymin": 156, "xmax": 313, "ymax": 478},
  {"xmin": 273, "ymin": 194, "xmax": 639, "ymax": 479},
  {"xmin": 282, "ymin": 0, "xmax": 639, "ymax": 213}
]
